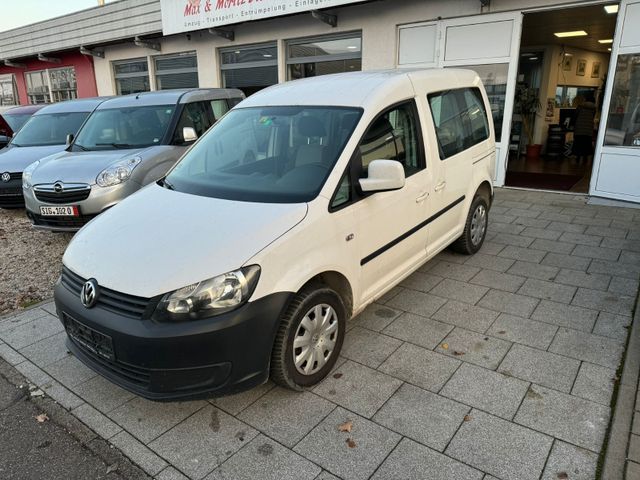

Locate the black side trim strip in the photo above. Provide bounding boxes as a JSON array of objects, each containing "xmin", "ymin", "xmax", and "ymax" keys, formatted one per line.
[{"xmin": 360, "ymin": 195, "xmax": 466, "ymax": 266}]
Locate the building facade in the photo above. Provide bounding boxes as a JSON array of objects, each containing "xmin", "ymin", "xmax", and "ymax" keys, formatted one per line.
[{"xmin": 0, "ymin": 0, "xmax": 639, "ymax": 204}]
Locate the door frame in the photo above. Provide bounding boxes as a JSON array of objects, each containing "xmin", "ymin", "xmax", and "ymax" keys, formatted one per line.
[
  {"xmin": 589, "ymin": 0, "xmax": 640, "ymax": 202},
  {"xmin": 436, "ymin": 11, "xmax": 523, "ymax": 187}
]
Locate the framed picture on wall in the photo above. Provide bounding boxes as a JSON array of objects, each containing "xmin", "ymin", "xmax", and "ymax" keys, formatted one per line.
[
  {"xmin": 592, "ymin": 61, "xmax": 602, "ymax": 78},
  {"xmin": 576, "ymin": 59, "xmax": 587, "ymax": 76},
  {"xmin": 563, "ymin": 56, "xmax": 572, "ymax": 71}
]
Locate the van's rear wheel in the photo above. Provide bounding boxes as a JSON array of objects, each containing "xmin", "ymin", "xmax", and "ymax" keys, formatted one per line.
[
  {"xmin": 271, "ymin": 285, "xmax": 346, "ymax": 390},
  {"xmin": 451, "ymin": 195, "xmax": 489, "ymax": 255}
]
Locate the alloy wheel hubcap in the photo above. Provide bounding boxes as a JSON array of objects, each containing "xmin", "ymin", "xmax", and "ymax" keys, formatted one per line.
[
  {"xmin": 293, "ymin": 304, "xmax": 339, "ymax": 376},
  {"xmin": 470, "ymin": 204, "xmax": 487, "ymax": 246}
]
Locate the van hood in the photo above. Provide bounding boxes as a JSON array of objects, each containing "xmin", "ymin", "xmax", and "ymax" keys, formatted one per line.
[
  {"xmin": 63, "ymin": 183, "xmax": 308, "ymax": 298},
  {"xmin": 0, "ymin": 144, "xmax": 65, "ymax": 173},
  {"xmin": 31, "ymin": 147, "xmax": 153, "ymax": 185}
]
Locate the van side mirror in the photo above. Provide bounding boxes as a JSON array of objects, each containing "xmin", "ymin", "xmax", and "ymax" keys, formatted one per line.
[
  {"xmin": 359, "ymin": 159, "xmax": 405, "ymax": 193},
  {"xmin": 183, "ymin": 127, "xmax": 198, "ymax": 143},
  {"xmin": 66, "ymin": 133, "xmax": 74, "ymax": 146}
]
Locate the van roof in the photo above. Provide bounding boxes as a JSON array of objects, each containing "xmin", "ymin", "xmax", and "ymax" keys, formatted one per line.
[
  {"xmin": 239, "ymin": 69, "xmax": 481, "ymax": 109},
  {"xmin": 34, "ymin": 97, "xmax": 112, "ymax": 115},
  {"xmin": 96, "ymin": 88, "xmax": 244, "ymax": 110}
]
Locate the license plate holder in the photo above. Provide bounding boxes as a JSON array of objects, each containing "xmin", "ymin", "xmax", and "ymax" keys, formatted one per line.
[
  {"xmin": 40, "ymin": 205, "xmax": 79, "ymax": 217},
  {"xmin": 64, "ymin": 314, "xmax": 114, "ymax": 361}
]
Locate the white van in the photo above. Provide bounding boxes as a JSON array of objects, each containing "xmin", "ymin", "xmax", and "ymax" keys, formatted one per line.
[{"xmin": 54, "ymin": 69, "xmax": 495, "ymax": 399}]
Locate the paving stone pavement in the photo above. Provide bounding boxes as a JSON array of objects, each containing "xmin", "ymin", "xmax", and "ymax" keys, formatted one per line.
[{"xmin": 0, "ymin": 188, "xmax": 639, "ymax": 480}]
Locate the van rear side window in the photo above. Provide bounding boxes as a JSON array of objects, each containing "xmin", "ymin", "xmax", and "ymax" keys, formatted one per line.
[{"xmin": 428, "ymin": 87, "xmax": 489, "ymax": 160}]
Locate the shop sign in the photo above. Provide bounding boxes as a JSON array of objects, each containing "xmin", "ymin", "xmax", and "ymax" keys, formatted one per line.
[{"xmin": 161, "ymin": 0, "xmax": 367, "ymax": 35}]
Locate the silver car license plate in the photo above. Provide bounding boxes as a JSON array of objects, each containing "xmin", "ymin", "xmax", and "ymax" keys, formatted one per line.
[{"xmin": 40, "ymin": 205, "xmax": 79, "ymax": 217}]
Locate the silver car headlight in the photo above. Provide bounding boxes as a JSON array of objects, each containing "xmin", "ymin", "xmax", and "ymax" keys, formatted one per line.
[
  {"xmin": 155, "ymin": 265, "xmax": 261, "ymax": 322},
  {"xmin": 22, "ymin": 160, "xmax": 40, "ymax": 189},
  {"xmin": 96, "ymin": 156, "xmax": 141, "ymax": 187}
]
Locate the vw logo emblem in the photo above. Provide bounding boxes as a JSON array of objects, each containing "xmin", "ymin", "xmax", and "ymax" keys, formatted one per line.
[
  {"xmin": 0, "ymin": 172, "xmax": 10, "ymax": 183},
  {"xmin": 80, "ymin": 279, "xmax": 99, "ymax": 308},
  {"xmin": 53, "ymin": 182, "xmax": 64, "ymax": 193}
]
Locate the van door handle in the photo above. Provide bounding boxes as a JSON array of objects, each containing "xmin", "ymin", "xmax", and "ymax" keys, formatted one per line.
[
  {"xmin": 434, "ymin": 181, "xmax": 446, "ymax": 192},
  {"xmin": 416, "ymin": 191, "xmax": 429, "ymax": 203}
]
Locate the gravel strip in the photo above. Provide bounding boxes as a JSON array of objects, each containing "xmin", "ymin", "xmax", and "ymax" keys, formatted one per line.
[{"xmin": 0, "ymin": 209, "xmax": 72, "ymax": 315}]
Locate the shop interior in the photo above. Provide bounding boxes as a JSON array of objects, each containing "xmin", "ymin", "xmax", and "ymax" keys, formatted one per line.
[{"xmin": 505, "ymin": 3, "xmax": 618, "ymax": 192}]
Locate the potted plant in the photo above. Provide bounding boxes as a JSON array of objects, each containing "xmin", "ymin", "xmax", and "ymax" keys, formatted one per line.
[{"xmin": 515, "ymin": 84, "xmax": 542, "ymax": 158}]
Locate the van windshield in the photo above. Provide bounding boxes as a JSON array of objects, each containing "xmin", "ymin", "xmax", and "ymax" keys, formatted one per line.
[
  {"xmin": 73, "ymin": 105, "xmax": 175, "ymax": 151},
  {"xmin": 165, "ymin": 106, "xmax": 362, "ymax": 203},
  {"xmin": 11, "ymin": 112, "xmax": 89, "ymax": 147}
]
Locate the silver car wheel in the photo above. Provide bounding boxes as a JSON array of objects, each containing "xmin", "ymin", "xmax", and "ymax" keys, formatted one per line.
[
  {"xmin": 293, "ymin": 303, "xmax": 339, "ymax": 376},
  {"xmin": 470, "ymin": 203, "xmax": 487, "ymax": 246}
]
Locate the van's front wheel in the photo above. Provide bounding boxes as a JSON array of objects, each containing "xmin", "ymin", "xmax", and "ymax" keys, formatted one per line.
[
  {"xmin": 451, "ymin": 195, "xmax": 489, "ymax": 255},
  {"xmin": 271, "ymin": 285, "xmax": 346, "ymax": 390}
]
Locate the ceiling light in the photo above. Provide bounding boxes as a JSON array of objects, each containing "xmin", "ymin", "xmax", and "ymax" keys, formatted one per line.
[
  {"xmin": 347, "ymin": 46, "xmax": 358, "ymax": 50},
  {"xmin": 608, "ymin": 48, "xmax": 612, "ymax": 51},
  {"xmin": 598, "ymin": 39, "xmax": 613, "ymax": 44},
  {"xmin": 521, "ymin": 52, "xmax": 534, "ymax": 57},
  {"xmin": 529, "ymin": 57, "xmax": 539, "ymax": 61},
  {"xmin": 564, "ymin": 53, "xmax": 573, "ymax": 57},
  {"xmin": 554, "ymin": 31, "xmax": 588, "ymax": 38},
  {"xmin": 263, "ymin": 54, "xmax": 273, "ymax": 58},
  {"xmin": 604, "ymin": 5, "xmax": 619, "ymax": 14}
]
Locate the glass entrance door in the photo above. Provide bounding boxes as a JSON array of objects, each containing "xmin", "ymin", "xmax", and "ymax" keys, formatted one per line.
[{"xmin": 592, "ymin": 1, "xmax": 640, "ymax": 202}]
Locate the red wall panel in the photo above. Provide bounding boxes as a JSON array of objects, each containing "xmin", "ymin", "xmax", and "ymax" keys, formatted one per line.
[{"xmin": 0, "ymin": 51, "xmax": 97, "ymax": 105}]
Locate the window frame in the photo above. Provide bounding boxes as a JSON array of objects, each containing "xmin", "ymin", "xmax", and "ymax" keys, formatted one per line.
[
  {"xmin": 427, "ymin": 86, "xmax": 490, "ymax": 161},
  {"xmin": 329, "ymin": 98, "xmax": 426, "ymax": 213},
  {"xmin": 154, "ymin": 51, "xmax": 199, "ymax": 90},
  {"xmin": 286, "ymin": 31, "xmax": 363, "ymax": 81},
  {"xmin": 0, "ymin": 74, "xmax": 18, "ymax": 106},
  {"xmin": 112, "ymin": 57, "xmax": 151, "ymax": 95},
  {"xmin": 219, "ymin": 42, "xmax": 278, "ymax": 91}
]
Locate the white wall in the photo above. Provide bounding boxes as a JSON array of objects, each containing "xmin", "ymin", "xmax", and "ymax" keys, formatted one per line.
[{"xmin": 93, "ymin": 0, "xmax": 606, "ymax": 95}]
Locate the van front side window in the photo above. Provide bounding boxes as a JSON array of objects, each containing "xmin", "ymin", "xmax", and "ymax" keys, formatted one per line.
[
  {"xmin": 358, "ymin": 102, "xmax": 422, "ymax": 176},
  {"xmin": 165, "ymin": 106, "xmax": 362, "ymax": 203}
]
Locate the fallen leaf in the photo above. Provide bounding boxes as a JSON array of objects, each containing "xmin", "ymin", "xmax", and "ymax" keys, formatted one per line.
[
  {"xmin": 557, "ymin": 473, "xmax": 568, "ymax": 479},
  {"xmin": 498, "ymin": 330, "xmax": 507, "ymax": 334},
  {"xmin": 453, "ymin": 351, "xmax": 465, "ymax": 356},
  {"xmin": 35, "ymin": 413, "xmax": 49, "ymax": 423},
  {"xmin": 463, "ymin": 415, "xmax": 472, "ymax": 422},
  {"xmin": 441, "ymin": 343, "xmax": 449, "ymax": 350},
  {"xmin": 338, "ymin": 420, "xmax": 353, "ymax": 433},
  {"xmin": 30, "ymin": 389, "xmax": 44, "ymax": 398},
  {"xmin": 333, "ymin": 373, "xmax": 343, "ymax": 379},
  {"xmin": 106, "ymin": 464, "xmax": 118, "ymax": 474},
  {"xmin": 346, "ymin": 438, "xmax": 357, "ymax": 448}
]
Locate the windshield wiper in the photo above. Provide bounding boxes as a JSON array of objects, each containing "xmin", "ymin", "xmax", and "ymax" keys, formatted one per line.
[
  {"xmin": 9, "ymin": 142, "xmax": 21, "ymax": 147},
  {"xmin": 74, "ymin": 143, "xmax": 90, "ymax": 151},
  {"xmin": 158, "ymin": 178, "xmax": 174, "ymax": 190},
  {"xmin": 95, "ymin": 142, "xmax": 136, "ymax": 149}
]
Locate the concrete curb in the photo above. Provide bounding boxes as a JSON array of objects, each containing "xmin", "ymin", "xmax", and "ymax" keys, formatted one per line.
[{"xmin": 601, "ymin": 292, "xmax": 640, "ymax": 480}]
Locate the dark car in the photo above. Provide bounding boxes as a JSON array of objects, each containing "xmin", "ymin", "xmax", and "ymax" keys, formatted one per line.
[{"xmin": 0, "ymin": 105, "xmax": 46, "ymax": 148}]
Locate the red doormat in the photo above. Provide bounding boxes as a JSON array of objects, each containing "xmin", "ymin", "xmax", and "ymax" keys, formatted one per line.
[{"xmin": 505, "ymin": 171, "xmax": 584, "ymax": 191}]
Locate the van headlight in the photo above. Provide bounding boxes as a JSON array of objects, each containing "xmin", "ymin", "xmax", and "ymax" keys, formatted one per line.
[
  {"xmin": 155, "ymin": 265, "xmax": 260, "ymax": 321},
  {"xmin": 22, "ymin": 160, "xmax": 40, "ymax": 189},
  {"xmin": 96, "ymin": 156, "xmax": 141, "ymax": 187}
]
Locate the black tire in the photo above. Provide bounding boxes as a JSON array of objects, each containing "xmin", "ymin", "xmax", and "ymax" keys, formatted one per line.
[
  {"xmin": 271, "ymin": 285, "xmax": 346, "ymax": 390},
  {"xmin": 451, "ymin": 195, "xmax": 489, "ymax": 255}
]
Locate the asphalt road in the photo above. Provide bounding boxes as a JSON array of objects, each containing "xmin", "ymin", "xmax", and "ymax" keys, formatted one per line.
[{"xmin": 0, "ymin": 358, "xmax": 149, "ymax": 480}]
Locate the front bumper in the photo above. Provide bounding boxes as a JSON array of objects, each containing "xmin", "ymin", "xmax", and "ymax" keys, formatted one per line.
[
  {"xmin": 54, "ymin": 278, "xmax": 291, "ymax": 400},
  {"xmin": 24, "ymin": 181, "xmax": 140, "ymax": 231},
  {"xmin": 0, "ymin": 176, "xmax": 24, "ymax": 208}
]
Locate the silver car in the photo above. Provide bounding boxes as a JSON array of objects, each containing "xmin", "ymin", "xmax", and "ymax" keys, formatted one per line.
[
  {"xmin": 24, "ymin": 88, "xmax": 243, "ymax": 230},
  {"xmin": 0, "ymin": 100, "xmax": 105, "ymax": 208}
]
